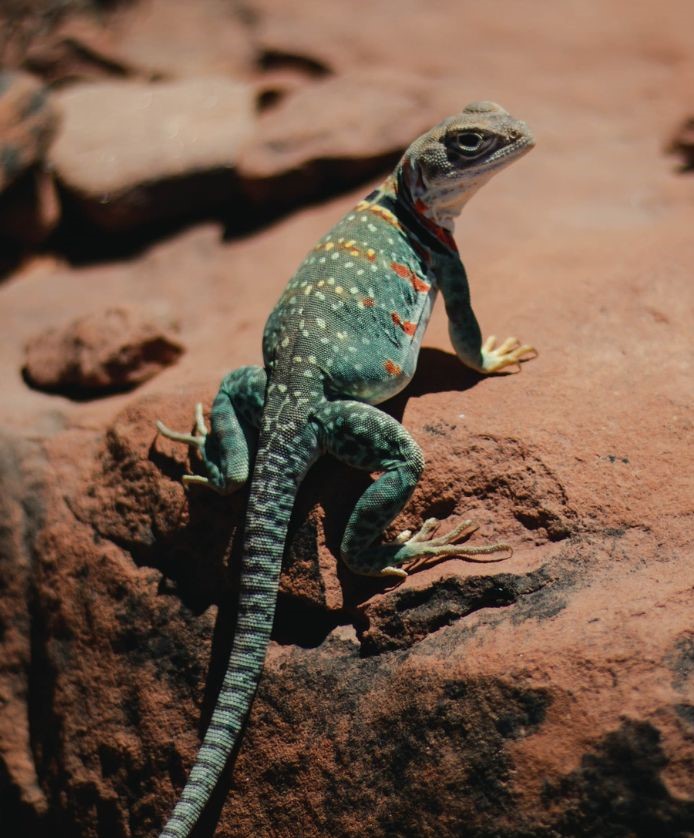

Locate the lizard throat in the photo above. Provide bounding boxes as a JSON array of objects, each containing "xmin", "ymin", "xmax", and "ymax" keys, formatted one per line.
[
  {"xmin": 390, "ymin": 163, "xmax": 461, "ymax": 249},
  {"xmin": 397, "ymin": 156, "xmax": 485, "ymax": 236}
]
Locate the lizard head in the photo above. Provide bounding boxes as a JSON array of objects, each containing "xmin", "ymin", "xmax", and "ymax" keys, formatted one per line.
[{"xmin": 399, "ymin": 101, "xmax": 534, "ymax": 230}]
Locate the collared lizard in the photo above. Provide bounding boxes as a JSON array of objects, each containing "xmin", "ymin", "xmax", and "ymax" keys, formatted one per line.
[{"xmin": 155, "ymin": 100, "xmax": 535, "ymax": 837}]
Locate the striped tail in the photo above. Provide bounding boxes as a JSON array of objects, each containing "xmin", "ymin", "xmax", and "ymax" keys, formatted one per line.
[{"xmin": 160, "ymin": 399, "xmax": 317, "ymax": 837}]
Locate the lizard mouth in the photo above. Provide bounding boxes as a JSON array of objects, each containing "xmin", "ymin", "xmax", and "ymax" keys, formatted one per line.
[{"xmin": 476, "ymin": 134, "xmax": 535, "ymax": 172}]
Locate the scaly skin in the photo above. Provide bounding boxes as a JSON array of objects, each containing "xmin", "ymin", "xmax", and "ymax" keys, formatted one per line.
[{"xmin": 155, "ymin": 100, "xmax": 536, "ymax": 836}]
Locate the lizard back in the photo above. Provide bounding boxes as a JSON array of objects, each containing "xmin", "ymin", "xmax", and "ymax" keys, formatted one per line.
[{"xmin": 262, "ymin": 187, "xmax": 454, "ymax": 405}]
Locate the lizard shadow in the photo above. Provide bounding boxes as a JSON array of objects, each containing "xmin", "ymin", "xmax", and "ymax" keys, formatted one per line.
[{"xmin": 387, "ymin": 346, "xmax": 483, "ymax": 413}]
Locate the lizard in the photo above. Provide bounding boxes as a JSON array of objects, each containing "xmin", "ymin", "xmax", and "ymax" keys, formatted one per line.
[{"xmin": 155, "ymin": 100, "xmax": 536, "ymax": 837}]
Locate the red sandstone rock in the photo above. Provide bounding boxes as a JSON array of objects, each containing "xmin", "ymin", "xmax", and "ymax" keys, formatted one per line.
[
  {"xmin": 111, "ymin": 0, "xmax": 255, "ymax": 81},
  {"xmin": 667, "ymin": 115, "xmax": 694, "ymax": 169},
  {"xmin": 20, "ymin": 17, "xmax": 135, "ymax": 86},
  {"xmin": 238, "ymin": 70, "xmax": 454, "ymax": 210},
  {"xmin": 23, "ymin": 306, "xmax": 184, "ymax": 396},
  {"xmin": 0, "ymin": 0, "xmax": 693, "ymax": 836},
  {"xmin": 0, "ymin": 166, "xmax": 61, "ymax": 245},
  {"xmin": 49, "ymin": 77, "xmax": 255, "ymax": 230},
  {"xmin": 0, "ymin": 71, "xmax": 60, "ymax": 193}
]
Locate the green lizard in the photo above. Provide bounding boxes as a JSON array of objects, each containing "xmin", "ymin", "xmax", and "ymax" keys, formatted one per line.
[{"xmin": 155, "ymin": 100, "xmax": 535, "ymax": 836}]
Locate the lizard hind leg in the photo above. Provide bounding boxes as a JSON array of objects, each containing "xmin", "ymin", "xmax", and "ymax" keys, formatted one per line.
[
  {"xmin": 156, "ymin": 365, "xmax": 266, "ymax": 495},
  {"xmin": 313, "ymin": 400, "xmax": 511, "ymax": 579},
  {"xmin": 391, "ymin": 517, "xmax": 512, "ymax": 576}
]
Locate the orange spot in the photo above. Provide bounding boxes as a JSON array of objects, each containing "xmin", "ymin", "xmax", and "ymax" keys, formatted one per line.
[
  {"xmin": 355, "ymin": 197, "xmax": 402, "ymax": 230},
  {"xmin": 391, "ymin": 262, "xmax": 410, "ymax": 279},
  {"xmin": 384, "ymin": 359, "xmax": 402, "ymax": 376},
  {"xmin": 391, "ymin": 312, "xmax": 417, "ymax": 335},
  {"xmin": 362, "ymin": 297, "xmax": 375, "ymax": 307},
  {"xmin": 313, "ymin": 240, "xmax": 379, "ymax": 262},
  {"xmin": 412, "ymin": 198, "xmax": 459, "ymax": 252},
  {"xmin": 390, "ymin": 261, "xmax": 430, "ymax": 293}
]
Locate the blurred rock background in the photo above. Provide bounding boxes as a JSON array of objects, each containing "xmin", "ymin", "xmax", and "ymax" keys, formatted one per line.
[{"xmin": 0, "ymin": 1, "xmax": 692, "ymax": 836}]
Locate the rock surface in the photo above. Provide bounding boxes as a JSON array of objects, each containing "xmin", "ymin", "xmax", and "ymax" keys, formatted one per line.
[
  {"xmin": 49, "ymin": 77, "xmax": 256, "ymax": 230},
  {"xmin": 668, "ymin": 115, "xmax": 694, "ymax": 170},
  {"xmin": 238, "ymin": 70, "xmax": 459, "ymax": 211},
  {"xmin": 23, "ymin": 306, "xmax": 184, "ymax": 396},
  {"xmin": 0, "ymin": 1, "xmax": 693, "ymax": 837},
  {"xmin": 0, "ymin": 70, "xmax": 60, "ymax": 192},
  {"xmin": 0, "ymin": 166, "xmax": 61, "ymax": 245},
  {"xmin": 110, "ymin": 0, "xmax": 255, "ymax": 81}
]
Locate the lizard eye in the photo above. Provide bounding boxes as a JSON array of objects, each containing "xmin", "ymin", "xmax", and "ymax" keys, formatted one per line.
[{"xmin": 453, "ymin": 132, "xmax": 486, "ymax": 156}]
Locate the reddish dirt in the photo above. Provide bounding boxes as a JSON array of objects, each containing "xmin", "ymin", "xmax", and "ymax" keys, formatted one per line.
[{"xmin": 0, "ymin": 1, "xmax": 693, "ymax": 837}]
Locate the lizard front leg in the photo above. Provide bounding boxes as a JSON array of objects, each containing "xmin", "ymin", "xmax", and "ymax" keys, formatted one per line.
[
  {"xmin": 439, "ymin": 257, "xmax": 536, "ymax": 374},
  {"xmin": 312, "ymin": 400, "xmax": 510, "ymax": 578},
  {"xmin": 156, "ymin": 365, "xmax": 266, "ymax": 494}
]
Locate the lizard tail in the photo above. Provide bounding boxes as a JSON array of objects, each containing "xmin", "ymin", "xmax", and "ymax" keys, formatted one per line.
[{"xmin": 160, "ymin": 399, "xmax": 318, "ymax": 837}]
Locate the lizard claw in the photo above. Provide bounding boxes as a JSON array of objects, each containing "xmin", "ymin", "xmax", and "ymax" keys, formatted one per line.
[
  {"xmin": 397, "ymin": 515, "xmax": 513, "ymax": 570},
  {"xmin": 156, "ymin": 403, "xmax": 229, "ymax": 492},
  {"xmin": 481, "ymin": 335, "xmax": 537, "ymax": 373},
  {"xmin": 156, "ymin": 402, "xmax": 209, "ymax": 451}
]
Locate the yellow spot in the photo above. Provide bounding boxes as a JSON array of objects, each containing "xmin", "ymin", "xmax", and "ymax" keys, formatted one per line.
[
  {"xmin": 336, "ymin": 286, "xmax": 343, "ymax": 294},
  {"xmin": 325, "ymin": 242, "xmax": 334, "ymax": 250},
  {"xmin": 304, "ymin": 285, "xmax": 313, "ymax": 295},
  {"xmin": 317, "ymin": 279, "xmax": 325, "ymax": 287}
]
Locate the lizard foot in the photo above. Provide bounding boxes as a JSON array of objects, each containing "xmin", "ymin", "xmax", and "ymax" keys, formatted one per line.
[
  {"xmin": 156, "ymin": 403, "xmax": 219, "ymax": 490},
  {"xmin": 481, "ymin": 335, "xmax": 537, "ymax": 373},
  {"xmin": 378, "ymin": 517, "xmax": 513, "ymax": 578}
]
